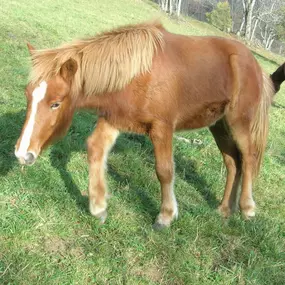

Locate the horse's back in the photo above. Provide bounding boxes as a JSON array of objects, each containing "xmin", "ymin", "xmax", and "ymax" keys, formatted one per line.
[
  {"xmin": 148, "ymin": 31, "xmax": 262, "ymax": 130},
  {"xmin": 95, "ymin": 30, "xmax": 263, "ymax": 133}
]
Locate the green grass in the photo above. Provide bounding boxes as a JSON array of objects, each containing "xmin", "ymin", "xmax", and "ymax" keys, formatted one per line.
[{"xmin": 1, "ymin": 0, "xmax": 285, "ymax": 284}]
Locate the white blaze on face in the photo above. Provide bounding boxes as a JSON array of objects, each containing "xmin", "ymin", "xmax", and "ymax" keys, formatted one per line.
[{"xmin": 15, "ymin": 81, "xmax": 48, "ymax": 160}]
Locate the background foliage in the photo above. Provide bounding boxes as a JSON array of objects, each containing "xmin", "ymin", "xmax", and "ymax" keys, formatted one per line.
[{"xmin": 206, "ymin": 2, "xmax": 232, "ymax": 32}]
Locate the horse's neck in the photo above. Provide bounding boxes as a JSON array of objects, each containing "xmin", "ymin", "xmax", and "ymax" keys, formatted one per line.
[{"xmin": 75, "ymin": 91, "xmax": 108, "ymax": 110}]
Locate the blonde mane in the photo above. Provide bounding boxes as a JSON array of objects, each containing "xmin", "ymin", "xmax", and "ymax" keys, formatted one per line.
[{"xmin": 30, "ymin": 20, "xmax": 165, "ymax": 96}]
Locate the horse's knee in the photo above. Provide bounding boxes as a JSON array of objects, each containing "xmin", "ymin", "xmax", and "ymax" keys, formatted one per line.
[
  {"xmin": 223, "ymin": 153, "xmax": 241, "ymax": 174},
  {"xmin": 87, "ymin": 135, "xmax": 96, "ymax": 153},
  {"xmin": 156, "ymin": 161, "xmax": 174, "ymax": 184},
  {"xmin": 87, "ymin": 136, "xmax": 103, "ymax": 161}
]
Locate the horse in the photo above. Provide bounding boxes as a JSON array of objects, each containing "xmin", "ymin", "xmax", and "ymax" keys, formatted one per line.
[
  {"xmin": 15, "ymin": 20, "xmax": 274, "ymax": 228},
  {"xmin": 270, "ymin": 62, "xmax": 285, "ymax": 93}
]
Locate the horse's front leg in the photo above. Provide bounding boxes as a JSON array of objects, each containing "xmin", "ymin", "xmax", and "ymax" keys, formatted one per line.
[
  {"xmin": 150, "ymin": 123, "xmax": 178, "ymax": 229},
  {"xmin": 87, "ymin": 118, "xmax": 119, "ymax": 223}
]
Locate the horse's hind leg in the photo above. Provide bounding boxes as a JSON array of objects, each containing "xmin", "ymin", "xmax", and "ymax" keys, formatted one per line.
[
  {"xmin": 227, "ymin": 120, "xmax": 256, "ymax": 219},
  {"xmin": 150, "ymin": 122, "xmax": 178, "ymax": 229},
  {"xmin": 87, "ymin": 118, "xmax": 119, "ymax": 223},
  {"xmin": 210, "ymin": 119, "xmax": 241, "ymax": 217}
]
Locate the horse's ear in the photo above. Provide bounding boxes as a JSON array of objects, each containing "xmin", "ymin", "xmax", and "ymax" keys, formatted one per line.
[
  {"xmin": 60, "ymin": 58, "xmax": 78, "ymax": 82},
  {"xmin": 27, "ymin": 42, "xmax": 36, "ymax": 55}
]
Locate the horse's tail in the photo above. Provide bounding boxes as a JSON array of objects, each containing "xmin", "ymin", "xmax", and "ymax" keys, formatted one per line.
[{"xmin": 251, "ymin": 71, "xmax": 274, "ymax": 177}]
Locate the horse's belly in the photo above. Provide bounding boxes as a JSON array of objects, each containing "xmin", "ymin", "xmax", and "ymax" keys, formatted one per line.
[
  {"xmin": 100, "ymin": 109, "xmax": 152, "ymax": 134},
  {"xmin": 175, "ymin": 100, "xmax": 228, "ymax": 130}
]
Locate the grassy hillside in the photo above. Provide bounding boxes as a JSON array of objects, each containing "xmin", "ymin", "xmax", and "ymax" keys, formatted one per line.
[{"xmin": 0, "ymin": 0, "xmax": 285, "ymax": 284}]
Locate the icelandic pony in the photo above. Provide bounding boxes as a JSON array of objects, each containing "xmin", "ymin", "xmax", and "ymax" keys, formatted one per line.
[{"xmin": 15, "ymin": 21, "xmax": 274, "ymax": 228}]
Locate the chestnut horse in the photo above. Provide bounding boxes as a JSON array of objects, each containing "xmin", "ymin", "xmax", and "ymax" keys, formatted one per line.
[{"xmin": 15, "ymin": 21, "xmax": 274, "ymax": 228}]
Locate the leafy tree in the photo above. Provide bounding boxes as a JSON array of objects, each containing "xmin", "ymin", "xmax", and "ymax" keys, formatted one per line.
[{"xmin": 206, "ymin": 2, "xmax": 233, "ymax": 32}]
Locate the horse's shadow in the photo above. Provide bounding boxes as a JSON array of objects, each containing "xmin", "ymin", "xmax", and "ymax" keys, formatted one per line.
[
  {"xmin": 50, "ymin": 138, "xmax": 89, "ymax": 214},
  {"xmin": 49, "ymin": 113, "xmax": 219, "ymax": 220},
  {"xmin": 272, "ymin": 101, "xmax": 285, "ymax": 110},
  {"xmin": 0, "ymin": 109, "xmax": 219, "ymax": 220},
  {"xmin": 110, "ymin": 133, "xmax": 219, "ymax": 218},
  {"xmin": 0, "ymin": 110, "xmax": 26, "ymax": 176},
  {"xmin": 49, "ymin": 111, "xmax": 95, "ymax": 214}
]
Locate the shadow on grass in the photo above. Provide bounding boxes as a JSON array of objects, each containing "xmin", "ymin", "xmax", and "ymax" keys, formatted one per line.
[
  {"xmin": 48, "ymin": 113, "xmax": 218, "ymax": 222},
  {"xmin": 252, "ymin": 51, "xmax": 280, "ymax": 66},
  {"xmin": 108, "ymin": 132, "xmax": 219, "ymax": 222},
  {"xmin": 0, "ymin": 110, "xmax": 26, "ymax": 176},
  {"xmin": 108, "ymin": 134, "xmax": 159, "ymax": 220},
  {"xmin": 49, "ymin": 112, "xmax": 94, "ymax": 214},
  {"xmin": 50, "ymin": 142, "xmax": 89, "ymax": 214},
  {"xmin": 272, "ymin": 101, "xmax": 285, "ymax": 110},
  {"xmin": 175, "ymin": 152, "xmax": 219, "ymax": 209},
  {"xmin": 0, "ymin": 109, "xmax": 218, "ymax": 219}
]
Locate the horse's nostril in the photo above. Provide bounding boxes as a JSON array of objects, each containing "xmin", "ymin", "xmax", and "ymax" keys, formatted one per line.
[{"xmin": 25, "ymin": 152, "xmax": 36, "ymax": 165}]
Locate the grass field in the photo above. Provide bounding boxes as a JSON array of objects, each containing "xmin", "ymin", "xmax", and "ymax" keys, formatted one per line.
[{"xmin": 1, "ymin": 0, "xmax": 285, "ymax": 284}]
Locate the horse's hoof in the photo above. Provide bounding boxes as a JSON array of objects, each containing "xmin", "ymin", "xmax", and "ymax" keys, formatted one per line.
[
  {"xmin": 89, "ymin": 202, "xmax": 107, "ymax": 224},
  {"xmin": 95, "ymin": 210, "xmax": 107, "ymax": 224},
  {"xmin": 152, "ymin": 214, "xmax": 172, "ymax": 230},
  {"xmin": 152, "ymin": 222, "xmax": 169, "ymax": 231},
  {"xmin": 241, "ymin": 208, "xmax": 256, "ymax": 220},
  {"xmin": 218, "ymin": 205, "xmax": 232, "ymax": 218},
  {"xmin": 240, "ymin": 200, "xmax": 256, "ymax": 220}
]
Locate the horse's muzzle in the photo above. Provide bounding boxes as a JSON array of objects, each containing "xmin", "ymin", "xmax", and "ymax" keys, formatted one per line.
[{"xmin": 15, "ymin": 151, "xmax": 37, "ymax": 166}]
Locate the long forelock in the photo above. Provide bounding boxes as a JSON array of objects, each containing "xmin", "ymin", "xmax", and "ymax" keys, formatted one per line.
[{"xmin": 29, "ymin": 20, "xmax": 165, "ymax": 97}]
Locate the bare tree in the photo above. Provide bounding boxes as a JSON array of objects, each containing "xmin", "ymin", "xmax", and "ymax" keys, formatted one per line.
[
  {"xmin": 156, "ymin": 0, "xmax": 285, "ymax": 52},
  {"xmin": 241, "ymin": 0, "xmax": 257, "ymax": 40},
  {"xmin": 176, "ymin": 0, "xmax": 182, "ymax": 16},
  {"xmin": 254, "ymin": 1, "xmax": 284, "ymax": 49},
  {"xmin": 234, "ymin": 0, "xmax": 285, "ymax": 50},
  {"xmin": 159, "ymin": 0, "xmax": 183, "ymax": 16}
]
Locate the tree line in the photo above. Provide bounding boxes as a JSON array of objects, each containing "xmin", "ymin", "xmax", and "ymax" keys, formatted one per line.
[{"xmin": 155, "ymin": 0, "xmax": 285, "ymax": 54}]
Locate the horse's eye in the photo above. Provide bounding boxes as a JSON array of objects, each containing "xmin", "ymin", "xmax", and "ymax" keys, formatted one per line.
[{"xmin": 51, "ymin": 102, "xmax": 61, "ymax": 110}]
